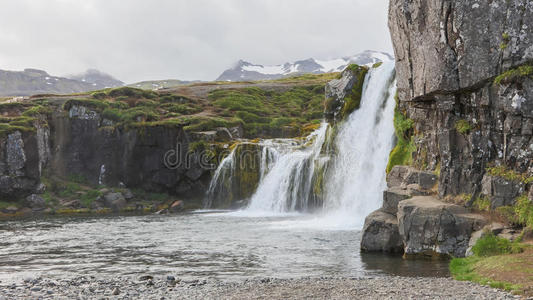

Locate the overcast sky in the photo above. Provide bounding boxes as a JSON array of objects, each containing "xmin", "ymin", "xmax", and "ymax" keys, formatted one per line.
[{"xmin": 0, "ymin": 0, "xmax": 392, "ymax": 83}]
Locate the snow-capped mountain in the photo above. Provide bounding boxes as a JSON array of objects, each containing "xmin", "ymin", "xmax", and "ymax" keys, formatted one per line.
[{"xmin": 216, "ymin": 50, "xmax": 393, "ymax": 81}]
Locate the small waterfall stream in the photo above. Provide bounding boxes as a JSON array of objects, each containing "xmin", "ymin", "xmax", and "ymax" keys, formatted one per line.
[
  {"xmin": 246, "ymin": 123, "xmax": 329, "ymax": 213},
  {"xmin": 205, "ymin": 62, "xmax": 397, "ymax": 228}
]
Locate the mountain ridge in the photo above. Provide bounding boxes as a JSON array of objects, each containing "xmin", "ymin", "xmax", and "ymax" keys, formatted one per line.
[
  {"xmin": 0, "ymin": 68, "xmax": 123, "ymax": 97},
  {"xmin": 216, "ymin": 50, "xmax": 393, "ymax": 81}
]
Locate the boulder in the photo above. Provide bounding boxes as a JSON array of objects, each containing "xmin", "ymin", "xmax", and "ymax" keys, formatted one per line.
[
  {"xmin": 398, "ymin": 196, "xmax": 487, "ymax": 257},
  {"xmin": 481, "ymin": 174, "xmax": 525, "ymax": 209},
  {"xmin": 2, "ymin": 206, "xmax": 18, "ymax": 214},
  {"xmin": 122, "ymin": 189, "xmax": 134, "ymax": 200},
  {"xmin": 361, "ymin": 210, "xmax": 403, "ymax": 253},
  {"xmin": 25, "ymin": 194, "xmax": 45, "ymax": 210},
  {"xmin": 382, "ymin": 187, "xmax": 411, "ymax": 215},
  {"xmin": 169, "ymin": 200, "xmax": 185, "ymax": 213},
  {"xmin": 387, "ymin": 166, "xmax": 437, "ymax": 190},
  {"xmin": 104, "ymin": 192, "xmax": 127, "ymax": 211}
]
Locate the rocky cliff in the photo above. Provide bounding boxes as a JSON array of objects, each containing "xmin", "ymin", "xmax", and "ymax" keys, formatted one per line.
[
  {"xmin": 362, "ymin": 0, "xmax": 533, "ymax": 257},
  {"xmin": 389, "ymin": 0, "xmax": 533, "ymax": 198},
  {"xmin": 0, "ymin": 75, "xmax": 331, "ymax": 215}
]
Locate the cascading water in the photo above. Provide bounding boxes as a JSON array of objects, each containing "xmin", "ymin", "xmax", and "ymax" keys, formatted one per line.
[
  {"xmin": 321, "ymin": 62, "xmax": 397, "ymax": 228},
  {"xmin": 205, "ymin": 61, "xmax": 397, "ymax": 228},
  {"xmin": 245, "ymin": 123, "xmax": 329, "ymax": 213}
]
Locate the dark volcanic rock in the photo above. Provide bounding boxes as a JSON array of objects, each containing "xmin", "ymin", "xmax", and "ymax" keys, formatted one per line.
[
  {"xmin": 389, "ymin": 0, "xmax": 533, "ymax": 198},
  {"xmin": 361, "ymin": 210, "xmax": 403, "ymax": 253},
  {"xmin": 397, "ymin": 196, "xmax": 487, "ymax": 257}
]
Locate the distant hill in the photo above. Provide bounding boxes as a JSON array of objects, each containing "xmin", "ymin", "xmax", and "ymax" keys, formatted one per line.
[
  {"xmin": 0, "ymin": 68, "xmax": 123, "ymax": 96},
  {"xmin": 67, "ymin": 69, "xmax": 124, "ymax": 89},
  {"xmin": 127, "ymin": 79, "xmax": 199, "ymax": 90},
  {"xmin": 216, "ymin": 50, "xmax": 393, "ymax": 81}
]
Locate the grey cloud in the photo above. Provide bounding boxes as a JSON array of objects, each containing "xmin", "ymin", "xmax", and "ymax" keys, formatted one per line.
[{"xmin": 0, "ymin": 0, "xmax": 392, "ymax": 83}]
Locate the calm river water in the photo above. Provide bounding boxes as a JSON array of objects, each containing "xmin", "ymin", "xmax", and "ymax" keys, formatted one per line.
[{"xmin": 0, "ymin": 211, "xmax": 449, "ymax": 283}]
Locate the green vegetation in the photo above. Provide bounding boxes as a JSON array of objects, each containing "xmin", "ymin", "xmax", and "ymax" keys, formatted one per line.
[
  {"xmin": 268, "ymin": 72, "xmax": 340, "ymax": 84},
  {"xmin": 500, "ymin": 32, "xmax": 510, "ymax": 50},
  {"xmin": 450, "ymin": 233, "xmax": 527, "ymax": 294},
  {"xmin": 80, "ymin": 190, "xmax": 102, "ymax": 208},
  {"xmin": 486, "ymin": 165, "xmax": 533, "ymax": 184},
  {"xmin": 372, "ymin": 62, "xmax": 383, "ymax": 68},
  {"xmin": 455, "ymin": 119, "xmax": 473, "ymax": 134},
  {"xmin": 386, "ymin": 96, "xmax": 415, "ymax": 173},
  {"xmin": 514, "ymin": 195, "xmax": 533, "ymax": 229},
  {"xmin": 340, "ymin": 65, "xmax": 368, "ymax": 120},
  {"xmin": 471, "ymin": 233, "xmax": 524, "ymax": 257},
  {"xmin": 494, "ymin": 64, "xmax": 533, "ymax": 85},
  {"xmin": 0, "ymin": 115, "xmax": 38, "ymax": 137},
  {"xmin": 472, "ymin": 196, "xmax": 491, "ymax": 211},
  {"xmin": 208, "ymin": 86, "xmax": 324, "ymax": 138}
]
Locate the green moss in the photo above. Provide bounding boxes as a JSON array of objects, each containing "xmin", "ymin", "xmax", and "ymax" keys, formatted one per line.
[
  {"xmin": 339, "ymin": 64, "xmax": 368, "ymax": 120},
  {"xmin": 22, "ymin": 105, "xmax": 52, "ymax": 117},
  {"xmin": 107, "ymin": 87, "xmax": 157, "ymax": 99},
  {"xmin": 494, "ymin": 64, "xmax": 533, "ymax": 85},
  {"xmin": 386, "ymin": 102, "xmax": 415, "ymax": 173},
  {"xmin": 455, "ymin": 119, "xmax": 473, "ymax": 134},
  {"xmin": 63, "ymin": 98, "xmax": 110, "ymax": 111},
  {"xmin": 372, "ymin": 62, "xmax": 383, "ymax": 68},
  {"xmin": 486, "ymin": 165, "xmax": 533, "ymax": 184},
  {"xmin": 160, "ymin": 103, "xmax": 202, "ymax": 115}
]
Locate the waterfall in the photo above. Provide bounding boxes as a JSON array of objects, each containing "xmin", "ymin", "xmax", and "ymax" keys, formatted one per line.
[
  {"xmin": 204, "ymin": 149, "xmax": 236, "ymax": 208},
  {"xmin": 205, "ymin": 61, "xmax": 397, "ymax": 228},
  {"xmin": 321, "ymin": 62, "xmax": 397, "ymax": 228},
  {"xmin": 246, "ymin": 123, "xmax": 329, "ymax": 213}
]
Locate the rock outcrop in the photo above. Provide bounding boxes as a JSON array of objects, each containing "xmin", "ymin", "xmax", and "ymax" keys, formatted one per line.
[
  {"xmin": 325, "ymin": 65, "xmax": 368, "ymax": 123},
  {"xmin": 398, "ymin": 196, "xmax": 486, "ymax": 257},
  {"xmin": 361, "ymin": 166, "xmax": 487, "ymax": 257},
  {"xmin": 389, "ymin": 0, "xmax": 533, "ymax": 197}
]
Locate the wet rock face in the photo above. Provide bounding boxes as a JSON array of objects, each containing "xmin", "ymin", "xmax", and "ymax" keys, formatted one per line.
[{"xmin": 389, "ymin": 0, "xmax": 533, "ymax": 197}]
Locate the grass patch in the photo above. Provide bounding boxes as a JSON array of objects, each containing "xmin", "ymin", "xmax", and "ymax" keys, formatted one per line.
[
  {"xmin": 450, "ymin": 233, "xmax": 527, "ymax": 294},
  {"xmin": 486, "ymin": 165, "xmax": 533, "ymax": 184}
]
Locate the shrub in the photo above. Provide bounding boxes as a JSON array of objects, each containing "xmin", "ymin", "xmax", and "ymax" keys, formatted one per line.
[
  {"xmin": 494, "ymin": 64, "xmax": 533, "ymax": 85},
  {"xmin": 455, "ymin": 119, "xmax": 473, "ymax": 134},
  {"xmin": 80, "ymin": 190, "xmax": 102, "ymax": 208},
  {"xmin": 472, "ymin": 232, "xmax": 523, "ymax": 257}
]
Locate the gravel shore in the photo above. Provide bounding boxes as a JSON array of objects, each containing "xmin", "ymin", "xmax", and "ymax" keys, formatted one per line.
[{"xmin": 0, "ymin": 275, "xmax": 518, "ymax": 299}]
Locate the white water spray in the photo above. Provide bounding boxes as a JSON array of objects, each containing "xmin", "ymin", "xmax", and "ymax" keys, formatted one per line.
[
  {"xmin": 320, "ymin": 62, "xmax": 397, "ymax": 229},
  {"xmin": 246, "ymin": 124, "xmax": 328, "ymax": 214}
]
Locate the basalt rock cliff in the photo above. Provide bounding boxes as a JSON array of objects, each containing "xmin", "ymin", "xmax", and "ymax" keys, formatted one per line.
[{"xmin": 362, "ymin": 0, "xmax": 533, "ymax": 257}]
